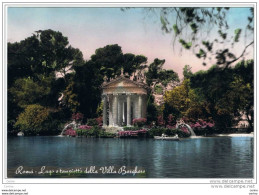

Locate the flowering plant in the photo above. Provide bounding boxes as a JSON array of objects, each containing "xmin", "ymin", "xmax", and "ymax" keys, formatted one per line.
[
  {"xmin": 78, "ymin": 125, "xmax": 92, "ymax": 130},
  {"xmin": 72, "ymin": 113, "xmax": 84, "ymax": 122},
  {"xmin": 167, "ymin": 114, "xmax": 175, "ymax": 126},
  {"xmin": 157, "ymin": 115, "xmax": 165, "ymax": 126},
  {"xmin": 190, "ymin": 119, "xmax": 215, "ymax": 130},
  {"xmin": 132, "ymin": 118, "xmax": 147, "ymax": 127},
  {"xmin": 65, "ymin": 128, "xmax": 77, "ymax": 136},
  {"xmin": 166, "ymin": 125, "xmax": 176, "ymax": 129}
]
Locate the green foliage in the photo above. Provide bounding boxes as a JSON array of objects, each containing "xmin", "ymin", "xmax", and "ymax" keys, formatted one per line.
[
  {"xmin": 91, "ymin": 44, "xmax": 124, "ymax": 80},
  {"xmin": 146, "ymin": 94, "xmax": 158, "ymax": 123},
  {"xmin": 202, "ymin": 41, "xmax": 213, "ymax": 51},
  {"xmin": 76, "ymin": 126, "xmax": 115, "ymax": 138},
  {"xmin": 173, "ymin": 24, "xmax": 180, "ymax": 35},
  {"xmin": 123, "ymin": 126, "xmax": 142, "ymax": 131},
  {"xmin": 190, "ymin": 22, "xmax": 198, "ymax": 33},
  {"xmin": 123, "ymin": 54, "xmax": 147, "ymax": 77},
  {"xmin": 96, "ymin": 101, "xmax": 103, "ymax": 117},
  {"xmin": 179, "ymin": 39, "xmax": 192, "ymax": 49},
  {"xmin": 164, "ymin": 79, "xmax": 191, "ymax": 116},
  {"xmin": 140, "ymin": 7, "xmax": 253, "ymax": 68},
  {"xmin": 183, "ymin": 65, "xmax": 193, "ymax": 79},
  {"xmin": 145, "ymin": 58, "xmax": 179, "ymax": 86},
  {"xmin": 234, "ymin": 28, "xmax": 242, "ymax": 42},
  {"xmin": 196, "ymin": 49, "xmax": 206, "ymax": 59},
  {"xmin": 62, "ymin": 81, "xmax": 80, "ymax": 113},
  {"xmin": 218, "ymin": 30, "xmax": 227, "ymax": 40},
  {"xmin": 164, "ymin": 79, "xmax": 209, "ymax": 121},
  {"xmin": 8, "ymin": 29, "xmax": 83, "ymax": 134},
  {"xmin": 15, "ymin": 104, "xmax": 49, "ymax": 135},
  {"xmin": 190, "ymin": 60, "xmax": 254, "ymax": 129},
  {"xmin": 154, "ymin": 84, "xmax": 163, "ymax": 95},
  {"xmin": 9, "ymin": 77, "xmax": 52, "ymax": 108},
  {"xmin": 87, "ymin": 118, "xmax": 99, "ymax": 126}
]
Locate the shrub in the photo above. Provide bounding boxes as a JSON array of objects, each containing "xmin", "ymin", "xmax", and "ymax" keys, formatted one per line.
[
  {"xmin": 147, "ymin": 127, "xmax": 168, "ymax": 137},
  {"xmin": 87, "ymin": 118, "xmax": 98, "ymax": 126},
  {"xmin": 157, "ymin": 115, "xmax": 165, "ymax": 126},
  {"xmin": 123, "ymin": 126, "xmax": 142, "ymax": 131},
  {"xmin": 99, "ymin": 131, "xmax": 116, "ymax": 138},
  {"xmin": 78, "ymin": 125, "xmax": 92, "ymax": 130},
  {"xmin": 72, "ymin": 112, "xmax": 84, "ymax": 122},
  {"xmin": 15, "ymin": 104, "xmax": 50, "ymax": 135},
  {"xmin": 65, "ymin": 128, "xmax": 77, "ymax": 136},
  {"xmin": 132, "ymin": 118, "xmax": 147, "ymax": 127},
  {"xmin": 76, "ymin": 126, "xmax": 103, "ymax": 137},
  {"xmin": 189, "ymin": 119, "xmax": 215, "ymax": 135},
  {"xmin": 167, "ymin": 114, "xmax": 175, "ymax": 126}
]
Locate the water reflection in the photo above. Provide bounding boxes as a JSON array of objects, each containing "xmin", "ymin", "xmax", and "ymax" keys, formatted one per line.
[{"xmin": 8, "ymin": 136, "xmax": 253, "ymax": 178}]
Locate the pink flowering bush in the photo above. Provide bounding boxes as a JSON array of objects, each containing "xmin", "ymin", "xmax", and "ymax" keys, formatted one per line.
[
  {"xmin": 166, "ymin": 124, "xmax": 176, "ymax": 129},
  {"xmin": 78, "ymin": 125, "xmax": 92, "ymax": 130},
  {"xmin": 132, "ymin": 118, "xmax": 147, "ymax": 127},
  {"xmin": 179, "ymin": 126, "xmax": 190, "ymax": 134},
  {"xmin": 65, "ymin": 128, "xmax": 77, "ymax": 137},
  {"xmin": 189, "ymin": 119, "xmax": 215, "ymax": 135},
  {"xmin": 167, "ymin": 114, "xmax": 175, "ymax": 126},
  {"xmin": 157, "ymin": 115, "xmax": 165, "ymax": 126},
  {"xmin": 72, "ymin": 113, "xmax": 84, "ymax": 122},
  {"xmin": 190, "ymin": 119, "xmax": 215, "ymax": 129}
]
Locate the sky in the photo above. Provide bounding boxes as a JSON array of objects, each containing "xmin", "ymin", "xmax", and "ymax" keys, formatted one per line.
[{"xmin": 7, "ymin": 6, "xmax": 254, "ymax": 78}]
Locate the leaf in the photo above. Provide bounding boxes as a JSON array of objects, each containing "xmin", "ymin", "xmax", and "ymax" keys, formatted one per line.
[
  {"xmin": 190, "ymin": 23, "xmax": 198, "ymax": 33},
  {"xmin": 160, "ymin": 15, "xmax": 169, "ymax": 33},
  {"xmin": 196, "ymin": 49, "xmax": 206, "ymax": 59},
  {"xmin": 202, "ymin": 41, "xmax": 213, "ymax": 51},
  {"xmin": 179, "ymin": 39, "xmax": 192, "ymax": 49},
  {"xmin": 234, "ymin": 28, "xmax": 242, "ymax": 42},
  {"xmin": 173, "ymin": 24, "xmax": 180, "ymax": 35},
  {"xmin": 218, "ymin": 30, "xmax": 227, "ymax": 39}
]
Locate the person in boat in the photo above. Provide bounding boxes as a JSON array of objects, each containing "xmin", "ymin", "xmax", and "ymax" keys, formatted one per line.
[{"xmin": 161, "ymin": 133, "xmax": 167, "ymax": 137}]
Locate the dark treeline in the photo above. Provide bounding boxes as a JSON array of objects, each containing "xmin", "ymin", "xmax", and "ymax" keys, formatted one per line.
[{"xmin": 8, "ymin": 29, "xmax": 253, "ymax": 136}]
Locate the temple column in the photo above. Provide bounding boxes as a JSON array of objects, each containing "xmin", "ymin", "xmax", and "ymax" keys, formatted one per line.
[
  {"xmin": 138, "ymin": 94, "xmax": 143, "ymax": 118},
  {"xmin": 102, "ymin": 95, "xmax": 107, "ymax": 126},
  {"xmin": 113, "ymin": 94, "xmax": 118, "ymax": 126},
  {"xmin": 118, "ymin": 99, "xmax": 122, "ymax": 126},
  {"xmin": 127, "ymin": 94, "xmax": 131, "ymax": 126},
  {"xmin": 109, "ymin": 95, "xmax": 113, "ymax": 126}
]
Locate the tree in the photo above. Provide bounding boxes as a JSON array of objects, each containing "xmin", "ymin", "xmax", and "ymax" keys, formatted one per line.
[
  {"xmin": 8, "ymin": 29, "xmax": 84, "ymax": 82},
  {"xmin": 8, "ymin": 29, "xmax": 83, "ymax": 131},
  {"xmin": 91, "ymin": 44, "xmax": 124, "ymax": 80},
  {"xmin": 15, "ymin": 104, "xmax": 50, "ymax": 135},
  {"xmin": 183, "ymin": 65, "xmax": 193, "ymax": 79},
  {"xmin": 190, "ymin": 60, "xmax": 254, "ymax": 129},
  {"xmin": 62, "ymin": 60, "xmax": 103, "ymax": 120},
  {"xmin": 145, "ymin": 58, "xmax": 179, "ymax": 86},
  {"xmin": 123, "ymin": 53, "xmax": 147, "ymax": 77}
]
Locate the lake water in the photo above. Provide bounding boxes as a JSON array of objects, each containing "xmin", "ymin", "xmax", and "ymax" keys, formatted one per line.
[{"xmin": 7, "ymin": 136, "xmax": 254, "ymax": 178}]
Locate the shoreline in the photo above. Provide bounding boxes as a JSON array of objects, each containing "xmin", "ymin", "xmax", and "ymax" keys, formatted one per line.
[
  {"xmin": 13, "ymin": 132, "xmax": 254, "ymax": 138},
  {"xmin": 213, "ymin": 133, "xmax": 254, "ymax": 137}
]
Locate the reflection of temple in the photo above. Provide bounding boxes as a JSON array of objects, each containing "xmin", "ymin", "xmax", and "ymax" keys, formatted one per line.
[{"xmin": 102, "ymin": 75, "xmax": 148, "ymax": 127}]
